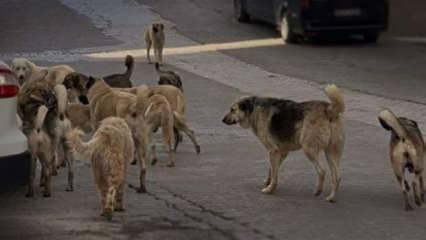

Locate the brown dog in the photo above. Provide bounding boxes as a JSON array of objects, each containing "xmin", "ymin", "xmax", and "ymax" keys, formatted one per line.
[
  {"xmin": 67, "ymin": 117, "xmax": 134, "ymax": 220},
  {"xmin": 378, "ymin": 110, "xmax": 425, "ymax": 211},
  {"xmin": 145, "ymin": 23, "xmax": 165, "ymax": 64},
  {"xmin": 222, "ymin": 85, "xmax": 345, "ymax": 202}
]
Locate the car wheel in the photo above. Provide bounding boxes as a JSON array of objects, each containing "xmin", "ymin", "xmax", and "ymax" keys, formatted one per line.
[
  {"xmin": 364, "ymin": 31, "xmax": 380, "ymax": 43},
  {"xmin": 280, "ymin": 12, "xmax": 298, "ymax": 44},
  {"xmin": 233, "ymin": 0, "xmax": 249, "ymax": 22}
]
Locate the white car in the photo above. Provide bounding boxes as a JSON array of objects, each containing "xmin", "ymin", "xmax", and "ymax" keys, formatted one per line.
[{"xmin": 0, "ymin": 60, "xmax": 30, "ymax": 189}]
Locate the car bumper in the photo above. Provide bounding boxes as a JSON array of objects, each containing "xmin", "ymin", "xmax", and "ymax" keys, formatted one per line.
[
  {"xmin": 0, "ymin": 151, "xmax": 30, "ymax": 191},
  {"xmin": 304, "ymin": 24, "xmax": 387, "ymax": 35}
]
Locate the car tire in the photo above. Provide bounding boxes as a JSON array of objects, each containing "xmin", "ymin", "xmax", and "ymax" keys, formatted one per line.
[
  {"xmin": 280, "ymin": 12, "xmax": 298, "ymax": 44},
  {"xmin": 233, "ymin": 0, "xmax": 249, "ymax": 22},
  {"xmin": 364, "ymin": 31, "xmax": 380, "ymax": 43}
]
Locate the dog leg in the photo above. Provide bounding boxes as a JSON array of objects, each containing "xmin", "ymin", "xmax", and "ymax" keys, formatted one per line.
[
  {"xmin": 304, "ymin": 148, "xmax": 325, "ymax": 197},
  {"xmin": 413, "ymin": 172, "xmax": 423, "ymax": 206},
  {"xmin": 325, "ymin": 148, "xmax": 342, "ymax": 203},
  {"xmin": 420, "ymin": 175, "xmax": 425, "ymax": 203},
  {"xmin": 40, "ymin": 154, "xmax": 52, "ymax": 197},
  {"xmin": 174, "ymin": 115, "xmax": 201, "ymax": 154},
  {"xmin": 25, "ymin": 155, "xmax": 37, "ymax": 197},
  {"xmin": 114, "ymin": 182, "xmax": 125, "ymax": 212},
  {"xmin": 146, "ymin": 41, "xmax": 152, "ymax": 64},
  {"xmin": 136, "ymin": 140, "xmax": 147, "ymax": 193},
  {"xmin": 159, "ymin": 46, "xmax": 163, "ymax": 64},
  {"xmin": 65, "ymin": 148, "xmax": 74, "ymax": 192},
  {"xmin": 39, "ymin": 166, "xmax": 45, "ymax": 187},
  {"xmin": 164, "ymin": 121, "xmax": 175, "ymax": 167},
  {"xmin": 395, "ymin": 171, "xmax": 413, "ymax": 211},
  {"xmin": 151, "ymin": 144, "xmax": 158, "ymax": 166},
  {"xmin": 261, "ymin": 150, "xmax": 284, "ymax": 194},
  {"xmin": 173, "ymin": 127, "xmax": 181, "ymax": 152}
]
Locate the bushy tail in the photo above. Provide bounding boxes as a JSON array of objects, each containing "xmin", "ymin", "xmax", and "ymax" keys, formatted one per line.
[
  {"xmin": 125, "ymin": 55, "xmax": 134, "ymax": 77},
  {"xmin": 378, "ymin": 110, "xmax": 407, "ymax": 139},
  {"xmin": 54, "ymin": 84, "xmax": 68, "ymax": 119},
  {"xmin": 325, "ymin": 84, "xmax": 345, "ymax": 119},
  {"xmin": 34, "ymin": 105, "xmax": 48, "ymax": 131},
  {"xmin": 66, "ymin": 128, "xmax": 91, "ymax": 159}
]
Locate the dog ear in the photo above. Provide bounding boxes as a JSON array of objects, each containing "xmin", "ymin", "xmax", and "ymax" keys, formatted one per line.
[
  {"xmin": 86, "ymin": 76, "xmax": 96, "ymax": 90},
  {"xmin": 159, "ymin": 23, "xmax": 164, "ymax": 31},
  {"xmin": 238, "ymin": 97, "xmax": 254, "ymax": 113},
  {"xmin": 152, "ymin": 24, "xmax": 158, "ymax": 33}
]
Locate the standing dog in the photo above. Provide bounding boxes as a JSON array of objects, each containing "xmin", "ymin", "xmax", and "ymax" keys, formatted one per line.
[
  {"xmin": 12, "ymin": 58, "xmax": 74, "ymax": 86},
  {"xmin": 145, "ymin": 23, "xmax": 165, "ymax": 64},
  {"xmin": 26, "ymin": 105, "xmax": 54, "ymax": 198},
  {"xmin": 155, "ymin": 63, "xmax": 183, "ymax": 92},
  {"xmin": 103, "ymin": 55, "xmax": 134, "ymax": 88},
  {"xmin": 222, "ymin": 85, "xmax": 345, "ymax": 202},
  {"xmin": 67, "ymin": 117, "xmax": 134, "ymax": 220},
  {"xmin": 378, "ymin": 110, "xmax": 425, "ymax": 211}
]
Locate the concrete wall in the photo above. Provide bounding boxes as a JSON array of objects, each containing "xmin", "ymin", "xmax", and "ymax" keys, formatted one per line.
[{"xmin": 388, "ymin": 0, "xmax": 426, "ymax": 37}]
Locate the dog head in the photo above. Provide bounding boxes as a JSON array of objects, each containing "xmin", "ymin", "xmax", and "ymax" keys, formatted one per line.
[
  {"xmin": 222, "ymin": 96, "xmax": 254, "ymax": 129},
  {"xmin": 152, "ymin": 23, "xmax": 164, "ymax": 33},
  {"xmin": 63, "ymin": 72, "xmax": 97, "ymax": 104},
  {"xmin": 12, "ymin": 58, "xmax": 33, "ymax": 84}
]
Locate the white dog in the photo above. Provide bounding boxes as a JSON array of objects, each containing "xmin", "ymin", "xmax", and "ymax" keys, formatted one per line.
[{"xmin": 12, "ymin": 58, "xmax": 74, "ymax": 86}]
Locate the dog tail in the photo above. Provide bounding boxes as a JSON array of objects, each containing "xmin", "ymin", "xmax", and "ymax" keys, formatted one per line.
[
  {"xmin": 378, "ymin": 110, "xmax": 407, "ymax": 139},
  {"xmin": 66, "ymin": 128, "xmax": 91, "ymax": 159},
  {"xmin": 155, "ymin": 62, "xmax": 167, "ymax": 74},
  {"xmin": 325, "ymin": 84, "xmax": 345, "ymax": 119},
  {"xmin": 34, "ymin": 105, "xmax": 48, "ymax": 132},
  {"xmin": 125, "ymin": 55, "xmax": 134, "ymax": 78},
  {"xmin": 54, "ymin": 84, "xmax": 68, "ymax": 120}
]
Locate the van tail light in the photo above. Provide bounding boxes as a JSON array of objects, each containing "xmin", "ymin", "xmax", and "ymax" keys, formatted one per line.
[
  {"xmin": 300, "ymin": 0, "xmax": 310, "ymax": 9},
  {"xmin": 0, "ymin": 85, "xmax": 19, "ymax": 98}
]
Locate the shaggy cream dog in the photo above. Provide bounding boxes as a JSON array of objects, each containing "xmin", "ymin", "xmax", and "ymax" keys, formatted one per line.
[
  {"xmin": 67, "ymin": 117, "xmax": 134, "ymax": 220},
  {"xmin": 12, "ymin": 58, "xmax": 74, "ymax": 86}
]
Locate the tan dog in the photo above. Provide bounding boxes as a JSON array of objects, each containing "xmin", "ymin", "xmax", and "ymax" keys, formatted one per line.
[
  {"xmin": 64, "ymin": 76, "xmax": 148, "ymax": 193},
  {"xmin": 145, "ymin": 23, "xmax": 165, "ymax": 64},
  {"xmin": 378, "ymin": 110, "xmax": 425, "ymax": 211},
  {"xmin": 120, "ymin": 85, "xmax": 201, "ymax": 154},
  {"xmin": 66, "ymin": 103, "xmax": 92, "ymax": 133},
  {"xmin": 26, "ymin": 105, "xmax": 54, "ymax": 198},
  {"xmin": 222, "ymin": 84, "xmax": 345, "ymax": 202},
  {"xmin": 53, "ymin": 84, "xmax": 74, "ymax": 191},
  {"xmin": 67, "ymin": 117, "xmax": 134, "ymax": 220},
  {"xmin": 12, "ymin": 58, "xmax": 74, "ymax": 86}
]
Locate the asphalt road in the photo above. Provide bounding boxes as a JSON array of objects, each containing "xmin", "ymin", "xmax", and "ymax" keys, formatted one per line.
[{"xmin": 1, "ymin": 1, "xmax": 426, "ymax": 239}]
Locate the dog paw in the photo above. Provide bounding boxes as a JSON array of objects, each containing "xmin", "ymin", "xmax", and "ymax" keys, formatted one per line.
[
  {"xmin": 43, "ymin": 192, "xmax": 51, "ymax": 198},
  {"xmin": 65, "ymin": 186, "xmax": 74, "ymax": 192},
  {"xmin": 102, "ymin": 209, "xmax": 113, "ymax": 221},
  {"xmin": 114, "ymin": 207, "xmax": 125, "ymax": 212},
  {"xmin": 415, "ymin": 197, "xmax": 422, "ymax": 206},
  {"xmin": 405, "ymin": 204, "xmax": 414, "ymax": 211},
  {"xmin": 263, "ymin": 179, "xmax": 271, "ymax": 187},
  {"xmin": 314, "ymin": 189, "xmax": 323, "ymax": 197},
  {"xmin": 137, "ymin": 187, "xmax": 147, "ymax": 194},
  {"xmin": 151, "ymin": 158, "xmax": 158, "ymax": 166},
  {"xmin": 261, "ymin": 186, "xmax": 275, "ymax": 194},
  {"xmin": 195, "ymin": 145, "xmax": 201, "ymax": 154},
  {"xmin": 326, "ymin": 195, "xmax": 336, "ymax": 203}
]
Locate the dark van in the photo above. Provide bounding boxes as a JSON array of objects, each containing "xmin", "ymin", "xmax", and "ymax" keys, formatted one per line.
[{"xmin": 233, "ymin": 0, "xmax": 389, "ymax": 43}]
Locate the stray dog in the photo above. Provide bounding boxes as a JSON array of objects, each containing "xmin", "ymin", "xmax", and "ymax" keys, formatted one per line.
[
  {"xmin": 64, "ymin": 75, "xmax": 148, "ymax": 193},
  {"xmin": 120, "ymin": 85, "xmax": 201, "ymax": 154},
  {"xmin": 145, "ymin": 23, "xmax": 165, "ymax": 64},
  {"xmin": 103, "ymin": 55, "xmax": 134, "ymax": 88},
  {"xmin": 53, "ymin": 84, "xmax": 74, "ymax": 191},
  {"xmin": 155, "ymin": 63, "xmax": 183, "ymax": 92},
  {"xmin": 378, "ymin": 110, "xmax": 425, "ymax": 211},
  {"xmin": 26, "ymin": 105, "xmax": 54, "ymax": 198},
  {"xmin": 67, "ymin": 117, "xmax": 134, "ymax": 220},
  {"xmin": 222, "ymin": 84, "xmax": 345, "ymax": 202},
  {"xmin": 137, "ymin": 93, "xmax": 176, "ymax": 167},
  {"xmin": 12, "ymin": 58, "xmax": 74, "ymax": 86},
  {"xmin": 18, "ymin": 79, "xmax": 59, "ymax": 178},
  {"xmin": 67, "ymin": 103, "xmax": 92, "ymax": 133}
]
